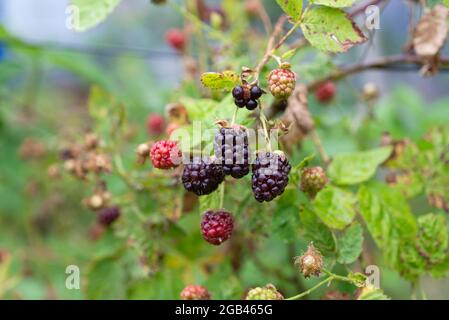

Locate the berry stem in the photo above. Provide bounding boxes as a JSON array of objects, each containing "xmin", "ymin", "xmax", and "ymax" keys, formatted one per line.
[
  {"xmin": 286, "ymin": 276, "xmax": 335, "ymax": 300},
  {"xmin": 259, "ymin": 109, "xmax": 272, "ymax": 152},
  {"xmin": 231, "ymin": 107, "xmax": 238, "ymax": 126},
  {"xmin": 286, "ymin": 269, "xmax": 357, "ymax": 300},
  {"xmin": 219, "ymin": 180, "xmax": 225, "ymax": 209}
]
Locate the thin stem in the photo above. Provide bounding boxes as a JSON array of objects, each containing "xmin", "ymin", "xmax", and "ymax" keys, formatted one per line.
[
  {"xmin": 259, "ymin": 110, "xmax": 272, "ymax": 151},
  {"xmin": 231, "ymin": 107, "xmax": 238, "ymax": 125},
  {"xmin": 286, "ymin": 276, "xmax": 335, "ymax": 300}
]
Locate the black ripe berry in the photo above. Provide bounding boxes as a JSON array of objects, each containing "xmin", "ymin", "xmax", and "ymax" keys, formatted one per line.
[
  {"xmin": 246, "ymin": 100, "xmax": 258, "ymax": 110},
  {"xmin": 252, "ymin": 152, "xmax": 291, "ymax": 202},
  {"xmin": 182, "ymin": 156, "xmax": 224, "ymax": 196},
  {"xmin": 235, "ymin": 99, "xmax": 246, "ymax": 108},
  {"xmin": 232, "ymin": 86, "xmax": 245, "ymax": 100},
  {"xmin": 97, "ymin": 206, "xmax": 121, "ymax": 227},
  {"xmin": 232, "ymin": 84, "xmax": 263, "ymax": 110},
  {"xmin": 201, "ymin": 209, "xmax": 234, "ymax": 245},
  {"xmin": 250, "ymin": 86, "xmax": 263, "ymax": 100},
  {"xmin": 214, "ymin": 126, "xmax": 250, "ymax": 179}
]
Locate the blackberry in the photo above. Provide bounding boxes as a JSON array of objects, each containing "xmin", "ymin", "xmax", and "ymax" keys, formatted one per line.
[
  {"xmin": 246, "ymin": 100, "xmax": 258, "ymax": 110},
  {"xmin": 231, "ymin": 84, "xmax": 263, "ymax": 110},
  {"xmin": 97, "ymin": 206, "xmax": 121, "ymax": 227},
  {"xmin": 232, "ymin": 85, "xmax": 244, "ymax": 100},
  {"xmin": 214, "ymin": 125, "xmax": 250, "ymax": 179},
  {"xmin": 251, "ymin": 151, "xmax": 291, "ymax": 202},
  {"xmin": 201, "ymin": 209, "xmax": 234, "ymax": 245},
  {"xmin": 182, "ymin": 156, "xmax": 224, "ymax": 196},
  {"xmin": 250, "ymin": 86, "xmax": 263, "ymax": 100}
]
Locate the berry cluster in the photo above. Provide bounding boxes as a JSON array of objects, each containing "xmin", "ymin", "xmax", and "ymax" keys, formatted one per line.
[
  {"xmin": 267, "ymin": 65, "xmax": 296, "ymax": 99},
  {"xmin": 314, "ymin": 80, "xmax": 336, "ymax": 104},
  {"xmin": 97, "ymin": 206, "xmax": 121, "ymax": 227},
  {"xmin": 246, "ymin": 284, "xmax": 284, "ymax": 300},
  {"xmin": 150, "ymin": 140, "xmax": 182, "ymax": 169},
  {"xmin": 252, "ymin": 152, "xmax": 291, "ymax": 202},
  {"xmin": 180, "ymin": 285, "xmax": 211, "ymax": 300},
  {"xmin": 201, "ymin": 209, "xmax": 234, "ymax": 245},
  {"xmin": 300, "ymin": 166, "xmax": 328, "ymax": 198},
  {"xmin": 182, "ymin": 156, "xmax": 225, "ymax": 196},
  {"xmin": 214, "ymin": 125, "xmax": 250, "ymax": 179},
  {"xmin": 232, "ymin": 84, "xmax": 263, "ymax": 110}
]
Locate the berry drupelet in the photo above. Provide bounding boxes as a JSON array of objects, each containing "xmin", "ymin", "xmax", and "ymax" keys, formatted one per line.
[
  {"xmin": 182, "ymin": 156, "xmax": 225, "ymax": 196},
  {"xmin": 251, "ymin": 151, "xmax": 291, "ymax": 202},
  {"xmin": 214, "ymin": 125, "xmax": 250, "ymax": 179},
  {"xmin": 201, "ymin": 209, "xmax": 234, "ymax": 245}
]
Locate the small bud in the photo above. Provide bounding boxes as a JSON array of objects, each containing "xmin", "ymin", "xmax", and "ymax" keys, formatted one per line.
[
  {"xmin": 362, "ymin": 82, "xmax": 380, "ymax": 101},
  {"xmin": 295, "ymin": 243, "xmax": 323, "ymax": 278},
  {"xmin": 245, "ymin": 284, "xmax": 284, "ymax": 300}
]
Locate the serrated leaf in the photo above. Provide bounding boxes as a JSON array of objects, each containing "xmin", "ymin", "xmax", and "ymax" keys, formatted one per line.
[
  {"xmin": 276, "ymin": 0, "xmax": 303, "ymax": 22},
  {"xmin": 200, "ymin": 71, "xmax": 240, "ymax": 91},
  {"xmin": 310, "ymin": 0, "xmax": 358, "ymax": 8},
  {"xmin": 358, "ymin": 184, "xmax": 417, "ymax": 267},
  {"xmin": 272, "ymin": 189, "xmax": 301, "ymax": 241},
  {"xmin": 313, "ymin": 185, "xmax": 357, "ymax": 230},
  {"xmin": 301, "ymin": 6, "xmax": 366, "ymax": 53},
  {"xmin": 71, "ymin": 0, "xmax": 123, "ymax": 32},
  {"xmin": 337, "ymin": 222, "xmax": 363, "ymax": 264},
  {"xmin": 199, "ymin": 189, "xmax": 221, "ymax": 214},
  {"xmin": 416, "ymin": 213, "xmax": 448, "ymax": 263},
  {"xmin": 300, "ymin": 206, "xmax": 337, "ymax": 256},
  {"xmin": 328, "ymin": 146, "xmax": 392, "ymax": 185}
]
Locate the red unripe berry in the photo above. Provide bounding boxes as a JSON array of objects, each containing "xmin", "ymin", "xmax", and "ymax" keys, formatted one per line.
[
  {"xmin": 150, "ymin": 140, "xmax": 182, "ymax": 169},
  {"xmin": 315, "ymin": 81, "xmax": 336, "ymax": 104},
  {"xmin": 201, "ymin": 209, "xmax": 234, "ymax": 245},
  {"xmin": 147, "ymin": 113, "xmax": 165, "ymax": 136},
  {"xmin": 180, "ymin": 285, "xmax": 211, "ymax": 300},
  {"xmin": 166, "ymin": 28, "xmax": 185, "ymax": 51}
]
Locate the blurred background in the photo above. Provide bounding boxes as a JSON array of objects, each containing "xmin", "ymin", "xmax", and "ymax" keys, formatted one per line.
[{"xmin": 0, "ymin": 0, "xmax": 448, "ymax": 299}]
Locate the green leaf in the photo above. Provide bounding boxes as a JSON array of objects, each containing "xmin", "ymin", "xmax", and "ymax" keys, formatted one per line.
[
  {"xmin": 199, "ymin": 189, "xmax": 221, "ymax": 214},
  {"xmin": 328, "ymin": 146, "xmax": 392, "ymax": 185},
  {"xmin": 358, "ymin": 185, "xmax": 417, "ymax": 267},
  {"xmin": 300, "ymin": 206, "xmax": 337, "ymax": 256},
  {"xmin": 200, "ymin": 71, "xmax": 240, "ymax": 91},
  {"xmin": 86, "ymin": 257, "xmax": 126, "ymax": 299},
  {"xmin": 357, "ymin": 286, "xmax": 390, "ymax": 300},
  {"xmin": 310, "ymin": 0, "xmax": 358, "ymax": 8},
  {"xmin": 313, "ymin": 185, "xmax": 357, "ymax": 230},
  {"xmin": 71, "ymin": 0, "xmax": 123, "ymax": 32},
  {"xmin": 416, "ymin": 214, "xmax": 448, "ymax": 263},
  {"xmin": 275, "ymin": 0, "xmax": 303, "ymax": 22},
  {"xmin": 337, "ymin": 222, "xmax": 363, "ymax": 264},
  {"xmin": 301, "ymin": 6, "xmax": 366, "ymax": 53},
  {"xmin": 348, "ymin": 272, "xmax": 368, "ymax": 287}
]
